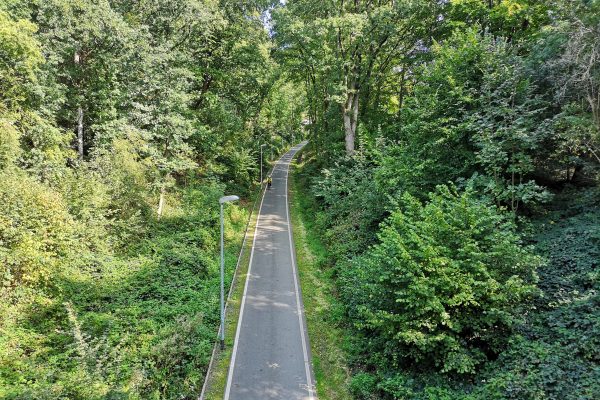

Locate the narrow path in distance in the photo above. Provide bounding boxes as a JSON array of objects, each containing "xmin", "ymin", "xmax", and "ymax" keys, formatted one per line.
[{"xmin": 224, "ymin": 142, "xmax": 315, "ymax": 400}]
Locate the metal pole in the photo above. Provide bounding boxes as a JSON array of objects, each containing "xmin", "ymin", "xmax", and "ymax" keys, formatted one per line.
[
  {"xmin": 217, "ymin": 195, "xmax": 238, "ymax": 351},
  {"xmin": 260, "ymin": 144, "xmax": 267, "ymax": 186},
  {"xmin": 220, "ymin": 202, "xmax": 225, "ymax": 350}
]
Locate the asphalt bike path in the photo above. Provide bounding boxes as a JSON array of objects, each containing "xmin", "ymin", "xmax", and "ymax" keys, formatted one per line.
[{"xmin": 224, "ymin": 142, "xmax": 315, "ymax": 399}]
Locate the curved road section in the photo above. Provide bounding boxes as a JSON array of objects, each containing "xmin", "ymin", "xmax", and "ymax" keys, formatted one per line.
[{"xmin": 224, "ymin": 142, "xmax": 316, "ymax": 400}]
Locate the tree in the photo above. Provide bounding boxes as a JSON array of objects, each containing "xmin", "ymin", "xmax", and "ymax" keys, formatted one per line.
[
  {"xmin": 471, "ymin": 42, "xmax": 551, "ymax": 212},
  {"xmin": 0, "ymin": 10, "xmax": 43, "ymax": 169},
  {"xmin": 274, "ymin": 0, "xmax": 442, "ymax": 155},
  {"xmin": 0, "ymin": 9, "xmax": 71, "ymax": 177},
  {"xmin": 0, "ymin": 170, "xmax": 76, "ymax": 288},
  {"xmin": 341, "ymin": 186, "xmax": 541, "ymax": 374},
  {"xmin": 547, "ymin": 0, "xmax": 600, "ymax": 161},
  {"xmin": 0, "ymin": 10, "xmax": 43, "ymax": 115},
  {"xmin": 446, "ymin": 0, "xmax": 550, "ymax": 42},
  {"xmin": 35, "ymin": 0, "xmax": 135, "ymax": 160},
  {"xmin": 379, "ymin": 29, "xmax": 485, "ymax": 199}
]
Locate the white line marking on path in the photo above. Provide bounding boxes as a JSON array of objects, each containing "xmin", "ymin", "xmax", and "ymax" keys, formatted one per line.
[{"xmin": 223, "ymin": 151, "xmax": 295, "ymax": 400}]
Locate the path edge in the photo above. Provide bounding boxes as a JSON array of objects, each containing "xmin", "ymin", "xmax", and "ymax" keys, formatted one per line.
[{"xmin": 198, "ymin": 147, "xmax": 294, "ymax": 400}]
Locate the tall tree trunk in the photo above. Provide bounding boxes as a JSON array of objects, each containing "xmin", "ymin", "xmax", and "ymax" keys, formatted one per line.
[
  {"xmin": 398, "ymin": 67, "xmax": 406, "ymax": 117},
  {"xmin": 343, "ymin": 84, "xmax": 359, "ymax": 156},
  {"xmin": 194, "ymin": 73, "xmax": 213, "ymax": 109},
  {"xmin": 323, "ymin": 96, "xmax": 329, "ymax": 134},
  {"xmin": 77, "ymin": 106, "xmax": 84, "ymax": 160},
  {"xmin": 587, "ymin": 93, "xmax": 599, "ymax": 130},
  {"xmin": 74, "ymin": 49, "xmax": 84, "ymax": 160},
  {"xmin": 157, "ymin": 184, "xmax": 166, "ymax": 218}
]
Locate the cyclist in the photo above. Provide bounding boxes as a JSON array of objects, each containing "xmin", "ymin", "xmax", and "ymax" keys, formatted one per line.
[{"xmin": 267, "ymin": 175, "xmax": 272, "ymax": 189}]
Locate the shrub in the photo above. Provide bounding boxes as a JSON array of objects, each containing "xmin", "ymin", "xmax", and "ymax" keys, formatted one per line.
[
  {"xmin": 0, "ymin": 171, "xmax": 75, "ymax": 288},
  {"xmin": 312, "ymin": 153, "xmax": 388, "ymax": 262},
  {"xmin": 341, "ymin": 185, "xmax": 542, "ymax": 374},
  {"xmin": 0, "ymin": 119, "xmax": 20, "ymax": 169},
  {"xmin": 478, "ymin": 334, "xmax": 600, "ymax": 400},
  {"xmin": 350, "ymin": 372, "xmax": 378, "ymax": 400}
]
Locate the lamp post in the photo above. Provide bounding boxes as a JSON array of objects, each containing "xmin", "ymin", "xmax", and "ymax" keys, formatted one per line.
[
  {"xmin": 219, "ymin": 195, "xmax": 239, "ymax": 350},
  {"xmin": 260, "ymin": 144, "xmax": 266, "ymax": 186}
]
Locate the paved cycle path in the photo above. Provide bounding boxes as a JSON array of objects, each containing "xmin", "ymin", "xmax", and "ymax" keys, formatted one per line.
[{"xmin": 224, "ymin": 142, "xmax": 315, "ymax": 400}]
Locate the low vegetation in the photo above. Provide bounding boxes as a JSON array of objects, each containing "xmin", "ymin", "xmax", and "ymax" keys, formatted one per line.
[
  {"xmin": 290, "ymin": 155, "xmax": 352, "ymax": 400},
  {"xmin": 342, "ymin": 186, "xmax": 542, "ymax": 375},
  {"xmin": 275, "ymin": 1, "xmax": 600, "ymax": 398},
  {"xmin": 2, "ymin": 0, "xmax": 599, "ymax": 399},
  {"xmin": 0, "ymin": 175, "xmax": 248, "ymax": 399},
  {"xmin": 0, "ymin": 0, "xmax": 303, "ymax": 398}
]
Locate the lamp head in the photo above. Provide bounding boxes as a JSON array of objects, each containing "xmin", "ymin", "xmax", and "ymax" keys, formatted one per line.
[{"xmin": 219, "ymin": 195, "xmax": 240, "ymax": 204}]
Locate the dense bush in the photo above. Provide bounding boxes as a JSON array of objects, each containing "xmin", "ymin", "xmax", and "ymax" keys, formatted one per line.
[
  {"xmin": 0, "ymin": 170, "xmax": 75, "ymax": 288},
  {"xmin": 0, "ymin": 0, "xmax": 306, "ymax": 396},
  {"xmin": 0, "ymin": 182, "xmax": 247, "ymax": 399},
  {"xmin": 282, "ymin": 1, "xmax": 600, "ymax": 399},
  {"xmin": 341, "ymin": 185, "xmax": 541, "ymax": 374},
  {"xmin": 311, "ymin": 153, "xmax": 388, "ymax": 262}
]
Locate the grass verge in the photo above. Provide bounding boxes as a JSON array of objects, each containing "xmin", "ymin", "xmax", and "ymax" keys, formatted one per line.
[
  {"xmin": 201, "ymin": 151, "xmax": 299, "ymax": 399},
  {"xmin": 289, "ymin": 154, "xmax": 352, "ymax": 400},
  {"xmin": 201, "ymin": 185, "xmax": 264, "ymax": 399}
]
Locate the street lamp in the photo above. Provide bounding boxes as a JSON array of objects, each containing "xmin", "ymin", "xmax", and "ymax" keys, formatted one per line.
[
  {"xmin": 219, "ymin": 195, "xmax": 239, "ymax": 350},
  {"xmin": 260, "ymin": 144, "xmax": 267, "ymax": 186}
]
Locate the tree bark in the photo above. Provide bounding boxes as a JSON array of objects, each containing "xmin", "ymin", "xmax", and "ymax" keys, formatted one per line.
[
  {"xmin": 587, "ymin": 93, "xmax": 599, "ymax": 130},
  {"xmin": 74, "ymin": 49, "xmax": 84, "ymax": 160},
  {"xmin": 157, "ymin": 184, "xmax": 166, "ymax": 218},
  {"xmin": 343, "ymin": 85, "xmax": 359, "ymax": 156},
  {"xmin": 77, "ymin": 106, "xmax": 84, "ymax": 160},
  {"xmin": 194, "ymin": 73, "xmax": 213, "ymax": 109}
]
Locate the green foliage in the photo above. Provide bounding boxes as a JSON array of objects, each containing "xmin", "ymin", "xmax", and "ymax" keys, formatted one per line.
[
  {"xmin": 0, "ymin": 0, "xmax": 304, "ymax": 397},
  {"xmin": 312, "ymin": 152, "xmax": 387, "ymax": 262},
  {"xmin": 391, "ymin": 29, "xmax": 553, "ymax": 209},
  {"xmin": 532, "ymin": 188, "xmax": 600, "ymax": 299},
  {"xmin": 467, "ymin": 188, "xmax": 600, "ymax": 400},
  {"xmin": 318, "ymin": 184, "xmax": 600, "ymax": 399},
  {"xmin": 0, "ymin": 119, "xmax": 20, "ymax": 168},
  {"xmin": 349, "ymin": 373, "xmax": 378, "ymax": 400},
  {"xmin": 476, "ymin": 335, "xmax": 600, "ymax": 400},
  {"xmin": 341, "ymin": 186, "xmax": 541, "ymax": 374},
  {"xmin": 273, "ymin": 0, "xmax": 442, "ymax": 156},
  {"xmin": 387, "ymin": 29, "xmax": 484, "ymax": 197},
  {"xmin": 0, "ymin": 10, "xmax": 43, "ymax": 112},
  {"xmin": 447, "ymin": 0, "xmax": 550, "ymax": 41},
  {"xmin": 469, "ymin": 46, "xmax": 552, "ymax": 211},
  {"xmin": 285, "ymin": 1, "xmax": 600, "ymax": 399},
  {"xmin": 0, "ymin": 170, "xmax": 75, "ymax": 288},
  {"xmin": 0, "ymin": 182, "xmax": 247, "ymax": 399},
  {"xmin": 218, "ymin": 147, "xmax": 257, "ymax": 196},
  {"xmin": 2, "ymin": 0, "xmax": 599, "ymax": 398}
]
